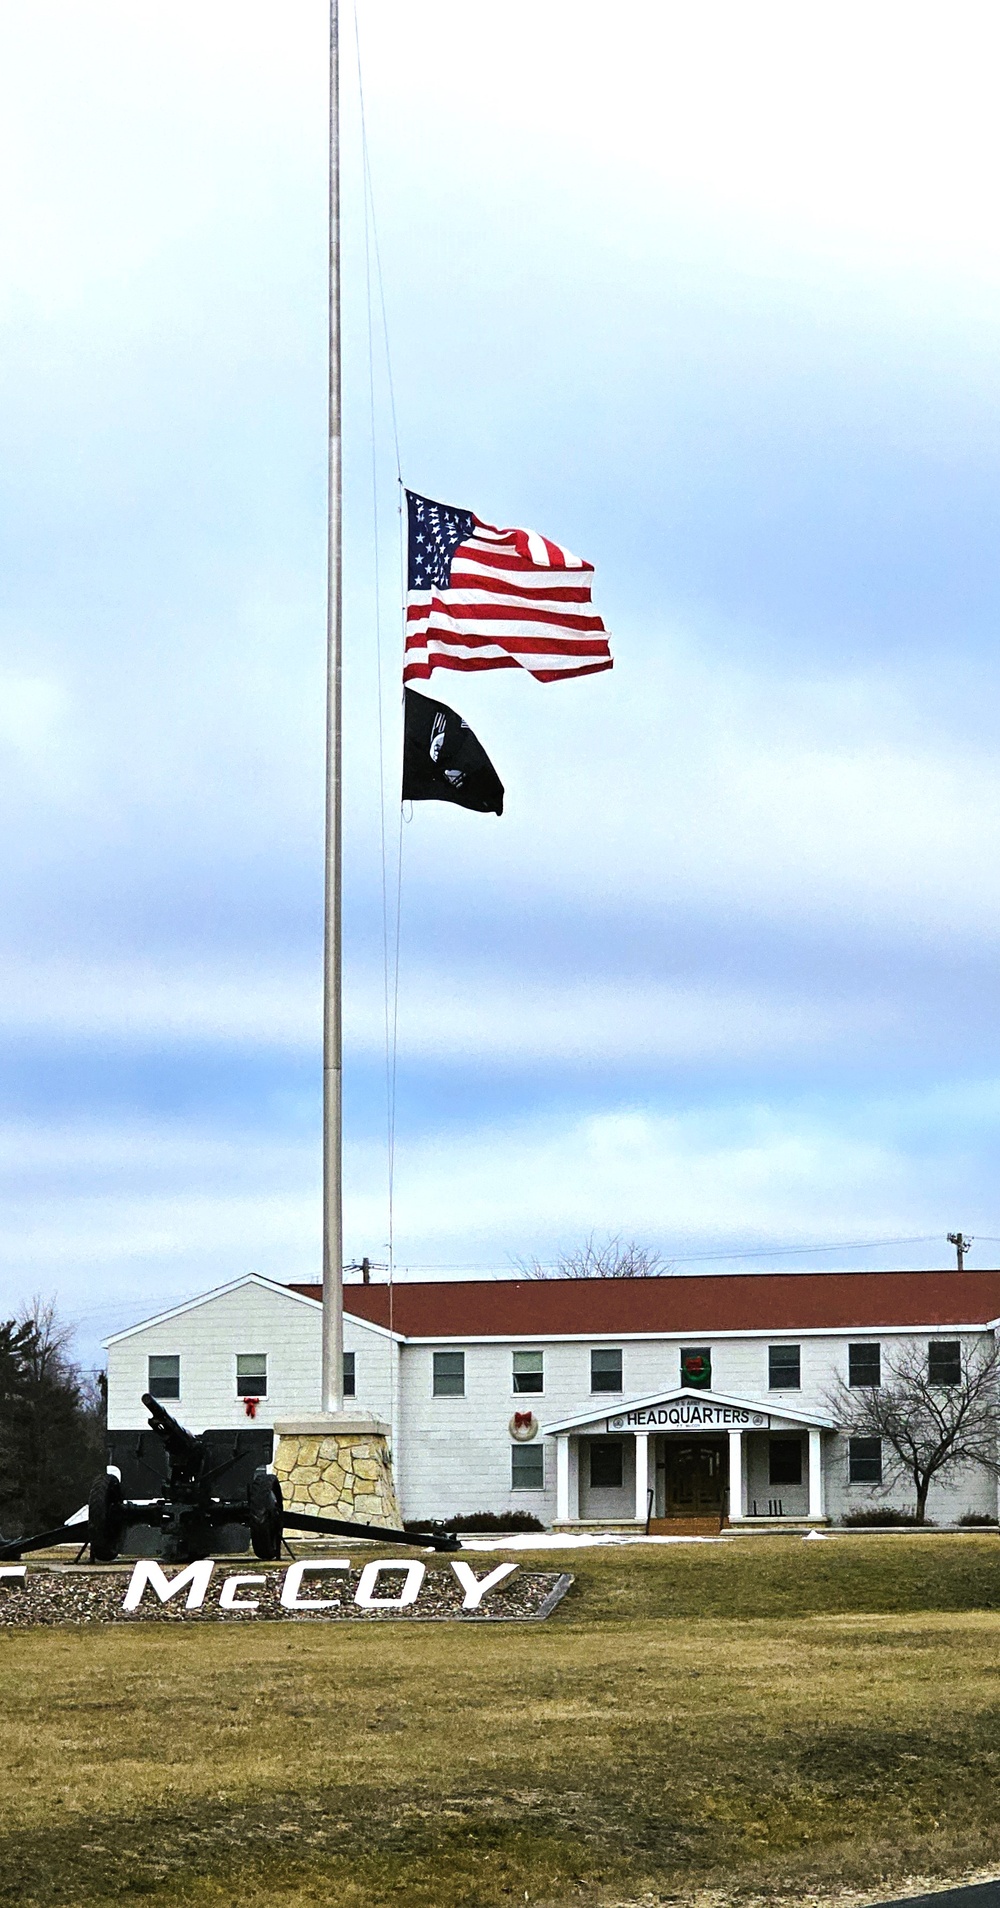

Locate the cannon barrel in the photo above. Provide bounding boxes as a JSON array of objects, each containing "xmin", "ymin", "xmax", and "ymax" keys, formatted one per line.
[{"xmin": 141, "ymin": 1392, "xmax": 202, "ymax": 1461}]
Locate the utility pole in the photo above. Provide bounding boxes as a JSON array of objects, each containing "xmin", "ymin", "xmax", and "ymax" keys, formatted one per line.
[
  {"xmin": 346, "ymin": 1258, "xmax": 387, "ymax": 1287},
  {"xmin": 320, "ymin": 0, "xmax": 343, "ymax": 1415},
  {"xmin": 947, "ymin": 1232, "xmax": 973, "ymax": 1273}
]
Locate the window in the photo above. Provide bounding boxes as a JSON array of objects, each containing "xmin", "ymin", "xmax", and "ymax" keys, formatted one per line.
[
  {"xmin": 236, "ymin": 1353, "xmax": 266, "ymax": 1398},
  {"xmin": 848, "ymin": 1343, "xmax": 881, "ymax": 1388},
  {"xmin": 512, "ymin": 1350, "xmax": 544, "ymax": 1394},
  {"xmin": 590, "ymin": 1348, "xmax": 622, "ymax": 1393},
  {"xmin": 849, "ymin": 1436, "xmax": 883, "ymax": 1484},
  {"xmin": 148, "ymin": 1354, "xmax": 180, "ymax": 1400},
  {"xmin": 769, "ymin": 1436, "xmax": 803, "ymax": 1486},
  {"xmin": 929, "ymin": 1340, "xmax": 961, "ymax": 1386},
  {"xmin": 511, "ymin": 1443, "xmax": 544, "ymax": 1489},
  {"xmin": 433, "ymin": 1350, "xmax": 465, "ymax": 1397},
  {"xmin": 589, "ymin": 1440, "xmax": 624, "ymax": 1490},
  {"xmin": 680, "ymin": 1346, "xmax": 711, "ymax": 1389},
  {"xmin": 768, "ymin": 1344, "xmax": 801, "ymax": 1390},
  {"xmin": 343, "ymin": 1350, "xmax": 356, "ymax": 1398}
]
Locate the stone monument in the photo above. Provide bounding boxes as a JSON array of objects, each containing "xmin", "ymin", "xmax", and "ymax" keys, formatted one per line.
[{"xmin": 272, "ymin": 1414, "xmax": 400, "ymax": 1528}]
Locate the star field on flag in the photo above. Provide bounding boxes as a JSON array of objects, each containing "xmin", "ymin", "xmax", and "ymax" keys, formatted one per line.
[{"xmin": 403, "ymin": 491, "xmax": 613, "ymax": 685}]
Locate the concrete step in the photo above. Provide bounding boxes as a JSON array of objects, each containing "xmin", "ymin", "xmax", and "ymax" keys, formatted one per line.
[{"xmin": 647, "ymin": 1515, "xmax": 724, "ymax": 1536}]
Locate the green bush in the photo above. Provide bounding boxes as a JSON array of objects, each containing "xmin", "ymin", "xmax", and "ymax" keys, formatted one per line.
[
  {"xmin": 841, "ymin": 1507, "xmax": 930, "ymax": 1526},
  {"xmin": 403, "ymin": 1510, "xmax": 545, "ymax": 1534}
]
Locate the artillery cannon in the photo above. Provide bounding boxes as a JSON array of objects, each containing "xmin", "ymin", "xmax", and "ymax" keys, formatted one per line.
[{"xmin": 0, "ymin": 1393, "xmax": 459, "ymax": 1564}]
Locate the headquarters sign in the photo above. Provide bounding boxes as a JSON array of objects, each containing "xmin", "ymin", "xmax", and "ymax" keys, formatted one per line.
[{"xmin": 607, "ymin": 1403, "xmax": 770, "ymax": 1432}]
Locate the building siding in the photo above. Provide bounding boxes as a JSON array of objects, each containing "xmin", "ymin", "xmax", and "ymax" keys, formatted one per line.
[{"xmin": 104, "ymin": 1279, "xmax": 1000, "ymax": 1527}]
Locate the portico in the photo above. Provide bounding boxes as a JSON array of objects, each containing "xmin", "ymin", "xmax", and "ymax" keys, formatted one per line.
[{"xmin": 543, "ymin": 1387, "xmax": 837, "ymax": 1529}]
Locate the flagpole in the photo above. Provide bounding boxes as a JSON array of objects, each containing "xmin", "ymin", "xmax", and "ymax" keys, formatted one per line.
[{"xmin": 321, "ymin": 0, "xmax": 344, "ymax": 1415}]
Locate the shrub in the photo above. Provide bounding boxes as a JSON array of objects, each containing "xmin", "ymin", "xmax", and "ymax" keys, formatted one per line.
[
  {"xmin": 958, "ymin": 1511, "xmax": 998, "ymax": 1526},
  {"xmin": 403, "ymin": 1510, "xmax": 545, "ymax": 1535},
  {"xmin": 841, "ymin": 1507, "xmax": 931, "ymax": 1527}
]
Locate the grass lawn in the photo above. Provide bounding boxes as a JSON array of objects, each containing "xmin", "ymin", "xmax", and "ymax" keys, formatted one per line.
[{"xmin": 5, "ymin": 1535, "xmax": 1000, "ymax": 1907}]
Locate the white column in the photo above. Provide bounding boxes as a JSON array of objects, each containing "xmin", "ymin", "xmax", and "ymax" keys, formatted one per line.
[
  {"xmin": 808, "ymin": 1427, "xmax": 825, "ymax": 1520},
  {"xmin": 728, "ymin": 1429, "xmax": 745, "ymax": 1520},
  {"xmin": 556, "ymin": 1434, "xmax": 570, "ymax": 1523},
  {"xmin": 634, "ymin": 1431, "xmax": 649, "ymax": 1524}
]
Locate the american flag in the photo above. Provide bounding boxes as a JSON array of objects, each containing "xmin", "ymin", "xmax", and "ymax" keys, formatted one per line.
[{"xmin": 402, "ymin": 491, "xmax": 613, "ymax": 685}]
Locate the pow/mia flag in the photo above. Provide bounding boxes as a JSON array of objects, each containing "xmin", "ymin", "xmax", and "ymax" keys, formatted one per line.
[{"xmin": 402, "ymin": 689, "xmax": 504, "ymax": 816}]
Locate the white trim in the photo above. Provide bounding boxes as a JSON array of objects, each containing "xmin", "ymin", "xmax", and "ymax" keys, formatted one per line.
[
  {"xmin": 399, "ymin": 1321, "xmax": 995, "ymax": 1346},
  {"xmin": 728, "ymin": 1429, "xmax": 745, "ymax": 1520},
  {"xmin": 103, "ymin": 1274, "xmax": 320, "ymax": 1346},
  {"xmin": 556, "ymin": 1434, "xmax": 571, "ymax": 1522},
  {"xmin": 808, "ymin": 1427, "xmax": 825, "ymax": 1519},
  {"xmin": 105, "ymin": 1274, "xmax": 407, "ymax": 1348},
  {"xmin": 541, "ymin": 1384, "xmax": 838, "ymax": 1437},
  {"xmin": 634, "ymin": 1431, "xmax": 649, "ymax": 1523}
]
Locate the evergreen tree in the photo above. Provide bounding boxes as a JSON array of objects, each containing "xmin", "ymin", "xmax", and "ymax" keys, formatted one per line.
[{"xmin": 0, "ymin": 1302, "xmax": 105, "ymax": 1539}]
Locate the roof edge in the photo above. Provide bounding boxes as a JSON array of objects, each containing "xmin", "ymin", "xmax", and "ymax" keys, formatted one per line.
[
  {"xmin": 104, "ymin": 1273, "xmax": 321, "ymax": 1347},
  {"xmin": 542, "ymin": 1384, "xmax": 839, "ymax": 1435}
]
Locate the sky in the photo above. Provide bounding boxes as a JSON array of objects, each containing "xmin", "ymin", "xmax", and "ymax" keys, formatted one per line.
[{"xmin": 4, "ymin": 2, "xmax": 1000, "ymax": 1368}]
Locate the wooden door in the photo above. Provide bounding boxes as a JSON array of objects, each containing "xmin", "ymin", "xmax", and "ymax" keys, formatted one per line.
[{"xmin": 663, "ymin": 1439, "xmax": 726, "ymax": 1515}]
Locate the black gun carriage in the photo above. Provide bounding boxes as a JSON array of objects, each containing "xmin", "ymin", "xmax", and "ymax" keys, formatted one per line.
[{"xmin": 0, "ymin": 1393, "xmax": 458, "ymax": 1564}]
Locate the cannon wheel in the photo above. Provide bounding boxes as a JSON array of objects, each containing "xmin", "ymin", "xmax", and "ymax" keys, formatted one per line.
[
  {"xmin": 88, "ymin": 1471, "xmax": 125, "ymax": 1563},
  {"xmin": 249, "ymin": 1469, "xmax": 283, "ymax": 1560}
]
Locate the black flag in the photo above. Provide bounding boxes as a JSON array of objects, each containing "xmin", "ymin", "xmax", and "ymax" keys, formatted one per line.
[{"xmin": 402, "ymin": 689, "xmax": 504, "ymax": 816}]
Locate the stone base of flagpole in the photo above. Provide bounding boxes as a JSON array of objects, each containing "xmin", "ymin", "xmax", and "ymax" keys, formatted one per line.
[{"xmin": 272, "ymin": 1415, "xmax": 401, "ymax": 1528}]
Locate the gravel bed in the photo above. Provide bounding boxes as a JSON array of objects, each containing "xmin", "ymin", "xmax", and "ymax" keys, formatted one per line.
[{"xmin": 0, "ymin": 1562, "xmax": 571, "ymax": 1626}]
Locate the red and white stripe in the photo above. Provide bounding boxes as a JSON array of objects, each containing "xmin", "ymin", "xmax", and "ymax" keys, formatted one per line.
[{"xmin": 403, "ymin": 518, "xmax": 613, "ymax": 684}]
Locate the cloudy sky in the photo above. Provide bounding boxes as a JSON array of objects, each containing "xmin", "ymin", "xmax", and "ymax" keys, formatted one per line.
[{"xmin": 4, "ymin": 2, "xmax": 1000, "ymax": 1365}]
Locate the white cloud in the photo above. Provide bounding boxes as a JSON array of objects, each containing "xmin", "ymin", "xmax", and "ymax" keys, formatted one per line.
[
  {"xmin": 388, "ymin": 645, "xmax": 1000, "ymax": 949},
  {"xmin": 0, "ymin": 961, "xmax": 320, "ymax": 1049},
  {"xmin": 349, "ymin": 1093, "xmax": 995, "ymax": 1268},
  {"xmin": 0, "ymin": 669, "xmax": 72, "ymax": 779},
  {"xmin": 0, "ymin": 950, "xmax": 896, "ymax": 1067}
]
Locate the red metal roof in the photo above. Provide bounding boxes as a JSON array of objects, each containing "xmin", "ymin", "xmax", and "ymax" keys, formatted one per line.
[{"xmin": 286, "ymin": 1270, "xmax": 1000, "ymax": 1338}]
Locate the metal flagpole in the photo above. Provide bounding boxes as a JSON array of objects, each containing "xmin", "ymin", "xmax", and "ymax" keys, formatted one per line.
[{"xmin": 321, "ymin": 0, "xmax": 344, "ymax": 1414}]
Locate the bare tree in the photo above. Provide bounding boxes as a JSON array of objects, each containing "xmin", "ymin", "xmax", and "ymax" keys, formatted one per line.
[
  {"xmin": 829, "ymin": 1337, "xmax": 1000, "ymax": 1522},
  {"xmin": 517, "ymin": 1233, "xmax": 671, "ymax": 1279}
]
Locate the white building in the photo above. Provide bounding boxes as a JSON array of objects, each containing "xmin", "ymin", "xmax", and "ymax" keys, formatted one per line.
[{"xmin": 105, "ymin": 1269, "xmax": 1000, "ymax": 1528}]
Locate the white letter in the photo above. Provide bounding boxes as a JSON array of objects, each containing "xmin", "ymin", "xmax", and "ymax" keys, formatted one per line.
[
  {"xmin": 450, "ymin": 1561, "xmax": 518, "ymax": 1610},
  {"xmin": 280, "ymin": 1559, "xmax": 348, "ymax": 1610},
  {"xmin": 355, "ymin": 1560, "xmax": 425, "ymax": 1609},
  {"xmin": 219, "ymin": 1573, "xmax": 266, "ymax": 1612},
  {"xmin": 0, "ymin": 1567, "xmax": 26, "ymax": 1585},
  {"xmin": 123, "ymin": 1559, "xmax": 214, "ymax": 1612}
]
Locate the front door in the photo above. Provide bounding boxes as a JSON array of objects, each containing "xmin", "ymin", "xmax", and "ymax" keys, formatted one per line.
[{"xmin": 662, "ymin": 1438, "xmax": 726, "ymax": 1515}]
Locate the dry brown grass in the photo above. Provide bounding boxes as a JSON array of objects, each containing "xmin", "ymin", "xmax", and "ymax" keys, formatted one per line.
[{"xmin": 3, "ymin": 1537, "xmax": 1000, "ymax": 1907}]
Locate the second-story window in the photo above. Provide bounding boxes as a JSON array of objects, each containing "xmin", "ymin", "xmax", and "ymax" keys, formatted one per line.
[
  {"xmin": 590, "ymin": 1348, "xmax": 622, "ymax": 1393},
  {"xmin": 433, "ymin": 1350, "xmax": 465, "ymax": 1397},
  {"xmin": 236, "ymin": 1353, "xmax": 267, "ymax": 1398},
  {"xmin": 928, "ymin": 1340, "xmax": 961, "ymax": 1386},
  {"xmin": 512, "ymin": 1350, "xmax": 543, "ymax": 1394},
  {"xmin": 343, "ymin": 1350, "xmax": 356, "ymax": 1398},
  {"xmin": 768, "ymin": 1344, "xmax": 801, "ymax": 1390},
  {"xmin": 848, "ymin": 1342, "xmax": 881, "ymax": 1388},
  {"xmin": 680, "ymin": 1347, "xmax": 711, "ymax": 1389},
  {"xmin": 148, "ymin": 1354, "xmax": 180, "ymax": 1400}
]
